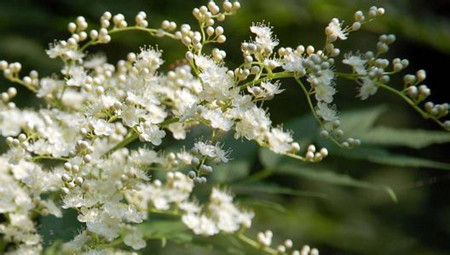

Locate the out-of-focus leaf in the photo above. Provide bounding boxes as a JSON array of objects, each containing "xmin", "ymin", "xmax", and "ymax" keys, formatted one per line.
[
  {"xmin": 277, "ymin": 163, "xmax": 398, "ymax": 202},
  {"xmin": 259, "ymin": 147, "xmax": 284, "ymax": 169},
  {"xmin": 335, "ymin": 146, "xmax": 450, "ymax": 170},
  {"xmin": 138, "ymin": 219, "xmax": 192, "ymax": 245},
  {"xmin": 232, "ymin": 183, "xmax": 328, "ymax": 199},
  {"xmin": 213, "ymin": 160, "xmax": 251, "ymax": 183},
  {"xmin": 357, "ymin": 126, "xmax": 450, "ymax": 148},
  {"xmin": 339, "ymin": 105, "xmax": 387, "ymax": 135},
  {"xmin": 43, "ymin": 241, "xmax": 63, "ymax": 255},
  {"xmin": 284, "ymin": 114, "xmax": 318, "ymax": 141},
  {"xmin": 241, "ymin": 198, "xmax": 288, "ymax": 213},
  {"xmin": 38, "ymin": 209, "xmax": 82, "ymax": 248}
]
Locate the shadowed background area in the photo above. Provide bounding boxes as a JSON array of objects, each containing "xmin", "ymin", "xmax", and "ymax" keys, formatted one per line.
[{"xmin": 1, "ymin": 0, "xmax": 450, "ymax": 254}]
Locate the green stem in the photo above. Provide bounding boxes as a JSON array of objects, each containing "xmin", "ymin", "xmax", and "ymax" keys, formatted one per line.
[
  {"xmin": 294, "ymin": 77, "xmax": 342, "ymax": 147},
  {"xmin": 103, "ymin": 117, "xmax": 179, "ymax": 157},
  {"xmin": 104, "ymin": 131, "xmax": 139, "ymax": 157},
  {"xmin": 32, "ymin": 155, "xmax": 69, "ymax": 162},
  {"xmin": 8, "ymin": 76, "xmax": 37, "ymax": 93},
  {"xmin": 239, "ymin": 72, "xmax": 294, "ymax": 89},
  {"xmin": 376, "ymin": 81, "xmax": 447, "ymax": 129},
  {"xmin": 237, "ymin": 233, "xmax": 278, "ymax": 254}
]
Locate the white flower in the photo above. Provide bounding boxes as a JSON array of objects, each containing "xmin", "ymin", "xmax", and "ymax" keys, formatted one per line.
[
  {"xmin": 168, "ymin": 122, "xmax": 187, "ymax": 140},
  {"xmin": 250, "ymin": 23, "xmax": 279, "ymax": 53},
  {"xmin": 83, "ymin": 54, "xmax": 107, "ymax": 69},
  {"xmin": 325, "ymin": 18, "xmax": 348, "ymax": 41},
  {"xmin": 261, "ymin": 81, "xmax": 284, "ymax": 98},
  {"xmin": 46, "ymin": 41, "xmax": 84, "ymax": 61},
  {"xmin": 86, "ymin": 212, "xmax": 121, "ymax": 241},
  {"xmin": 267, "ymin": 127, "xmax": 293, "ymax": 154},
  {"xmin": 135, "ymin": 47, "xmax": 164, "ymax": 75},
  {"xmin": 343, "ymin": 54, "xmax": 367, "ymax": 75},
  {"xmin": 0, "ymin": 108, "xmax": 23, "ymax": 136},
  {"xmin": 233, "ymin": 106, "xmax": 271, "ymax": 141},
  {"xmin": 182, "ymin": 213, "xmax": 219, "ymax": 236},
  {"xmin": 179, "ymin": 201, "xmax": 202, "ymax": 214},
  {"xmin": 311, "ymin": 69, "xmax": 336, "ymax": 103},
  {"xmin": 193, "ymin": 141, "xmax": 230, "ymax": 162},
  {"xmin": 91, "ymin": 119, "xmax": 114, "ymax": 136},
  {"xmin": 194, "ymin": 55, "xmax": 234, "ymax": 102},
  {"xmin": 61, "ymin": 89, "xmax": 85, "ymax": 110},
  {"xmin": 358, "ymin": 77, "xmax": 378, "ymax": 100},
  {"xmin": 314, "ymin": 83, "xmax": 336, "ymax": 103},
  {"xmin": 210, "ymin": 188, "xmax": 233, "ymax": 204},
  {"xmin": 129, "ymin": 148, "xmax": 162, "ymax": 165},
  {"xmin": 120, "ymin": 105, "xmax": 143, "ymax": 127},
  {"xmin": 67, "ymin": 66, "xmax": 89, "ymax": 87},
  {"xmin": 137, "ymin": 121, "xmax": 166, "ymax": 146},
  {"xmin": 124, "ymin": 229, "xmax": 146, "ymax": 250},
  {"xmin": 282, "ymin": 52, "xmax": 305, "ymax": 73},
  {"xmin": 316, "ymin": 102, "xmax": 338, "ymax": 121},
  {"xmin": 99, "ymin": 95, "xmax": 120, "ymax": 110},
  {"xmin": 201, "ymin": 107, "xmax": 233, "ymax": 131},
  {"xmin": 37, "ymin": 78, "xmax": 64, "ymax": 98}
]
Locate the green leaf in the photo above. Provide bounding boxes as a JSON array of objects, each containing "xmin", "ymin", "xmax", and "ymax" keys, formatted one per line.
[
  {"xmin": 277, "ymin": 163, "xmax": 398, "ymax": 202},
  {"xmin": 258, "ymin": 147, "xmax": 283, "ymax": 169},
  {"xmin": 38, "ymin": 209, "xmax": 83, "ymax": 248},
  {"xmin": 339, "ymin": 105, "xmax": 387, "ymax": 135},
  {"xmin": 284, "ymin": 113, "xmax": 318, "ymax": 141},
  {"xmin": 357, "ymin": 126, "xmax": 450, "ymax": 148},
  {"xmin": 213, "ymin": 160, "xmax": 251, "ymax": 183},
  {"xmin": 240, "ymin": 198, "xmax": 288, "ymax": 213},
  {"xmin": 43, "ymin": 241, "xmax": 63, "ymax": 255},
  {"xmin": 138, "ymin": 219, "xmax": 193, "ymax": 245},
  {"xmin": 232, "ymin": 183, "xmax": 329, "ymax": 199},
  {"xmin": 334, "ymin": 146, "xmax": 450, "ymax": 170}
]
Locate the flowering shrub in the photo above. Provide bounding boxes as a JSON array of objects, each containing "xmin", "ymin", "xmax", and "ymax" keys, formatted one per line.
[{"xmin": 0, "ymin": 1, "xmax": 449, "ymax": 254}]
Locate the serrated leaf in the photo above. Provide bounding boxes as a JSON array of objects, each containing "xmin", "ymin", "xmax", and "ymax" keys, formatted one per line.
[
  {"xmin": 334, "ymin": 146, "xmax": 450, "ymax": 170},
  {"xmin": 277, "ymin": 164, "xmax": 398, "ymax": 202},
  {"xmin": 357, "ymin": 126, "xmax": 450, "ymax": 148}
]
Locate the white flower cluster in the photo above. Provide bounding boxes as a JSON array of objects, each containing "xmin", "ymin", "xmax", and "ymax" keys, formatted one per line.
[{"xmin": 1, "ymin": 0, "xmax": 448, "ymax": 254}]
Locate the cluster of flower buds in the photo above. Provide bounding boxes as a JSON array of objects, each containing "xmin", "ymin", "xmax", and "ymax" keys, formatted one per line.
[
  {"xmin": 67, "ymin": 16, "xmax": 89, "ymax": 43},
  {"xmin": 135, "ymin": 11, "xmax": 148, "ymax": 27},
  {"xmin": 0, "ymin": 61, "xmax": 39, "ymax": 91},
  {"xmin": 325, "ymin": 6, "xmax": 385, "ymax": 57},
  {"xmin": 0, "ymin": 86, "xmax": 17, "ymax": 105},
  {"xmin": 320, "ymin": 120, "xmax": 361, "ymax": 149},
  {"xmin": 304, "ymin": 144, "xmax": 329, "ymax": 162},
  {"xmin": 257, "ymin": 230, "xmax": 319, "ymax": 255},
  {"xmin": 193, "ymin": 1, "xmax": 241, "ymax": 23},
  {"xmin": 5, "ymin": 133, "xmax": 29, "ymax": 150},
  {"xmin": 62, "ymin": 161, "xmax": 83, "ymax": 194},
  {"xmin": 352, "ymin": 6, "xmax": 385, "ymax": 31},
  {"xmin": 175, "ymin": 24, "xmax": 203, "ymax": 50},
  {"xmin": 75, "ymin": 140, "xmax": 95, "ymax": 164}
]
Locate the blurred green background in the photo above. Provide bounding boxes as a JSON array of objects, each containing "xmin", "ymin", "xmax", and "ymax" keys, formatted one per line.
[{"xmin": 1, "ymin": 0, "xmax": 450, "ymax": 254}]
